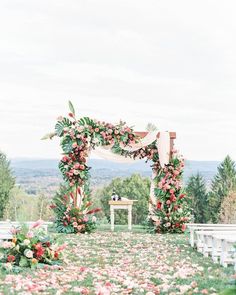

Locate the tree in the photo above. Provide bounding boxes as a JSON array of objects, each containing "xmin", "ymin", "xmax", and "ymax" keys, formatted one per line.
[
  {"xmin": 3, "ymin": 186, "xmax": 38, "ymax": 221},
  {"xmin": 94, "ymin": 174, "xmax": 150, "ymax": 225},
  {"xmin": 186, "ymin": 173, "xmax": 208, "ymax": 223},
  {"xmin": 208, "ymin": 155, "xmax": 236, "ymax": 222},
  {"xmin": 37, "ymin": 193, "xmax": 52, "ymax": 221},
  {"xmin": 0, "ymin": 151, "xmax": 15, "ymax": 219},
  {"xmin": 219, "ymin": 190, "xmax": 236, "ymax": 223}
]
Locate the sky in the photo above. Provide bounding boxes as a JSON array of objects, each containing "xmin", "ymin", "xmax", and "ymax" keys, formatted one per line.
[{"xmin": 0, "ymin": 0, "xmax": 236, "ymax": 161}]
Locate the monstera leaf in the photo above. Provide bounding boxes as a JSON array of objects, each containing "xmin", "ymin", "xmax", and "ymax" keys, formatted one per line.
[
  {"xmin": 55, "ymin": 118, "xmax": 72, "ymax": 137},
  {"xmin": 61, "ymin": 137, "xmax": 73, "ymax": 153},
  {"xmin": 78, "ymin": 117, "xmax": 94, "ymax": 126}
]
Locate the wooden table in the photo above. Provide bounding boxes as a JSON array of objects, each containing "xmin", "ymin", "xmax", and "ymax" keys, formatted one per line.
[{"xmin": 109, "ymin": 200, "xmax": 137, "ymax": 231}]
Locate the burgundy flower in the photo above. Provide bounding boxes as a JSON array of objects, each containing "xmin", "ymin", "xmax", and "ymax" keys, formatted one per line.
[{"xmin": 7, "ymin": 255, "xmax": 15, "ymax": 262}]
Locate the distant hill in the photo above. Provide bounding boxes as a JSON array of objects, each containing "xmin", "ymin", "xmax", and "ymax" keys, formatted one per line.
[{"xmin": 10, "ymin": 158, "xmax": 220, "ymax": 195}]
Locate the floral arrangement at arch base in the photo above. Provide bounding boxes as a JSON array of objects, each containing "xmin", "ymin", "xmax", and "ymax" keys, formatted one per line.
[
  {"xmin": 0, "ymin": 220, "xmax": 66, "ymax": 271},
  {"xmin": 43, "ymin": 101, "xmax": 190, "ymax": 234},
  {"xmin": 50, "ymin": 185, "xmax": 101, "ymax": 234}
]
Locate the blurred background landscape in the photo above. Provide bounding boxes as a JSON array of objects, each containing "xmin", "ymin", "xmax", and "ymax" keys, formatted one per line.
[{"xmin": 11, "ymin": 158, "xmax": 218, "ymax": 196}]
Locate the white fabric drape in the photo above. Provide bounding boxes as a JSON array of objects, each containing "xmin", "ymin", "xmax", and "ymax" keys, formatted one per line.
[
  {"xmin": 121, "ymin": 131, "xmax": 157, "ymax": 152},
  {"xmin": 91, "ymin": 131, "xmax": 171, "ymax": 167},
  {"xmin": 91, "ymin": 146, "xmax": 139, "ymax": 163},
  {"xmin": 157, "ymin": 131, "xmax": 170, "ymax": 168}
]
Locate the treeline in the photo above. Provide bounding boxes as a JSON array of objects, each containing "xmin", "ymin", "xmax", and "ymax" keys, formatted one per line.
[
  {"xmin": 186, "ymin": 155, "xmax": 236, "ymax": 223},
  {"xmin": 1, "ymin": 149, "xmax": 236, "ymax": 225},
  {"xmin": 0, "ymin": 151, "xmax": 51, "ymax": 221},
  {"xmin": 94, "ymin": 174, "xmax": 150, "ymax": 225}
]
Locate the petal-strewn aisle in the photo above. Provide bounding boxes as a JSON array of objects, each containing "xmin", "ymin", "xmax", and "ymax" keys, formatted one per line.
[{"xmin": 0, "ymin": 232, "xmax": 233, "ymax": 294}]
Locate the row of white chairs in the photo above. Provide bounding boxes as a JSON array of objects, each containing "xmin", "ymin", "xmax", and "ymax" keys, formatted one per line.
[
  {"xmin": 187, "ymin": 223, "xmax": 236, "ymax": 270},
  {"xmin": 0, "ymin": 221, "xmax": 53, "ymax": 241}
]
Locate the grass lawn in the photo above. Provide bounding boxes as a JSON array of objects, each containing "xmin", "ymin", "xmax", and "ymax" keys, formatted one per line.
[{"xmin": 0, "ymin": 226, "xmax": 234, "ymax": 294}]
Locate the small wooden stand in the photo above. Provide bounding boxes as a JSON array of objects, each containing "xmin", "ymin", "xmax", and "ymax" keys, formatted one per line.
[{"xmin": 109, "ymin": 200, "xmax": 137, "ymax": 231}]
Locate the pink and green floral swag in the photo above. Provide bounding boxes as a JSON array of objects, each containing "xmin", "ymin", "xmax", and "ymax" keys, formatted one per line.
[{"xmin": 45, "ymin": 101, "xmax": 190, "ymax": 233}]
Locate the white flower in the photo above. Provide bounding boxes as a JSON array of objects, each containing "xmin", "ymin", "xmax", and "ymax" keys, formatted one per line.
[
  {"xmin": 23, "ymin": 239, "xmax": 31, "ymax": 246},
  {"xmin": 4, "ymin": 263, "xmax": 13, "ymax": 271},
  {"xmin": 77, "ymin": 126, "xmax": 84, "ymax": 132},
  {"xmin": 24, "ymin": 249, "xmax": 33, "ymax": 258},
  {"xmin": 15, "ymin": 245, "xmax": 20, "ymax": 251},
  {"xmin": 73, "ymin": 170, "xmax": 80, "ymax": 175},
  {"xmin": 92, "ymin": 216, "xmax": 97, "ymax": 223},
  {"xmin": 93, "ymin": 138, "xmax": 100, "ymax": 144}
]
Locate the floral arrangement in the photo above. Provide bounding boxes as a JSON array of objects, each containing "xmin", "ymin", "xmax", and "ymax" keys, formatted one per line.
[
  {"xmin": 44, "ymin": 101, "xmax": 190, "ymax": 234},
  {"xmin": 0, "ymin": 220, "xmax": 66, "ymax": 271},
  {"xmin": 149, "ymin": 151, "xmax": 191, "ymax": 233},
  {"xmin": 50, "ymin": 186, "xmax": 101, "ymax": 234}
]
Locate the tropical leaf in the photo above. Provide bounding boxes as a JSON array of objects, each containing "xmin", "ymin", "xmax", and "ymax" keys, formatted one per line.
[
  {"xmin": 55, "ymin": 122, "xmax": 65, "ymax": 137},
  {"xmin": 61, "ymin": 137, "xmax": 73, "ymax": 153},
  {"xmin": 55, "ymin": 118, "xmax": 72, "ymax": 137},
  {"xmin": 78, "ymin": 117, "xmax": 94, "ymax": 126},
  {"xmin": 68, "ymin": 100, "xmax": 75, "ymax": 115}
]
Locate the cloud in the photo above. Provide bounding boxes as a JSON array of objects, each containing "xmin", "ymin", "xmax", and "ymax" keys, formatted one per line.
[{"xmin": 0, "ymin": 0, "xmax": 236, "ymax": 160}]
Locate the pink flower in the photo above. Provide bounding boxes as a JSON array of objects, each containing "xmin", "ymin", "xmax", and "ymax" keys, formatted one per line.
[
  {"xmin": 57, "ymin": 116, "xmax": 64, "ymax": 121},
  {"xmin": 164, "ymin": 184, "xmax": 171, "ymax": 190},
  {"xmin": 83, "ymin": 216, "xmax": 89, "ymax": 222},
  {"xmin": 72, "ymin": 142, "xmax": 78, "ymax": 148},
  {"xmin": 30, "ymin": 219, "xmax": 44, "ymax": 229},
  {"xmin": 169, "ymin": 188, "xmax": 175, "ymax": 194},
  {"xmin": 62, "ymin": 156, "xmax": 69, "ymax": 162},
  {"xmin": 2, "ymin": 241, "xmax": 13, "ymax": 249},
  {"xmin": 79, "ymin": 164, "xmax": 85, "ymax": 170},
  {"xmin": 7, "ymin": 255, "xmax": 15, "ymax": 262},
  {"xmin": 56, "ymin": 243, "xmax": 67, "ymax": 252},
  {"xmin": 26, "ymin": 231, "xmax": 34, "ymax": 238},
  {"xmin": 166, "ymin": 200, "xmax": 171, "ymax": 205},
  {"xmin": 182, "ymin": 224, "xmax": 187, "ymax": 231},
  {"xmin": 74, "ymin": 163, "xmax": 80, "ymax": 169},
  {"xmin": 173, "ymin": 170, "xmax": 180, "ymax": 176},
  {"xmin": 10, "ymin": 227, "xmax": 20, "ymax": 235}
]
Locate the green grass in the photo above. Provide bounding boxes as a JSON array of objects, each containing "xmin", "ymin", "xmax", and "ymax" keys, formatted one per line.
[{"xmin": 0, "ymin": 228, "xmax": 235, "ymax": 294}]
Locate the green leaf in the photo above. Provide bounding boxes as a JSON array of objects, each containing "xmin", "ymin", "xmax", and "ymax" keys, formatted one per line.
[
  {"xmin": 68, "ymin": 100, "xmax": 75, "ymax": 115},
  {"xmin": 55, "ymin": 118, "xmax": 72, "ymax": 137},
  {"xmin": 79, "ymin": 117, "xmax": 94, "ymax": 126},
  {"xmin": 55, "ymin": 121, "xmax": 65, "ymax": 137},
  {"xmin": 19, "ymin": 256, "xmax": 29, "ymax": 267},
  {"xmin": 61, "ymin": 137, "xmax": 73, "ymax": 153}
]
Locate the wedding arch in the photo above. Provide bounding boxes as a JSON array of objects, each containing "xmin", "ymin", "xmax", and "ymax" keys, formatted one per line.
[{"xmin": 44, "ymin": 101, "xmax": 190, "ymax": 233}]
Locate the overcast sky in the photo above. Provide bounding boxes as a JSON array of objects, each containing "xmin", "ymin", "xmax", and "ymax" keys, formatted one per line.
[{"xmin": 0, "ymin": 0, "xmax": 236, "ymax": 161}]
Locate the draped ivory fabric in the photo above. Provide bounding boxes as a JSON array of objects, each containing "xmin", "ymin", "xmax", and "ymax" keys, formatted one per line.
[
  {"xmin": 157, "ymin": 131, "xmax": 170, "ymax": 168},
  {"xmin": 121, "ymin": 131, "xmax": 157, "ymax": 152},
  {"xmin": 91, "ymin": 131, "xmax": 171, "ymax": 168},
  {"xmin": 149, "ymin": 170, "xmax": 158, "ymax": 213},
  {"xmin": 90, "ymin": 146, "xmax": 139, "ymax": 163}
]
